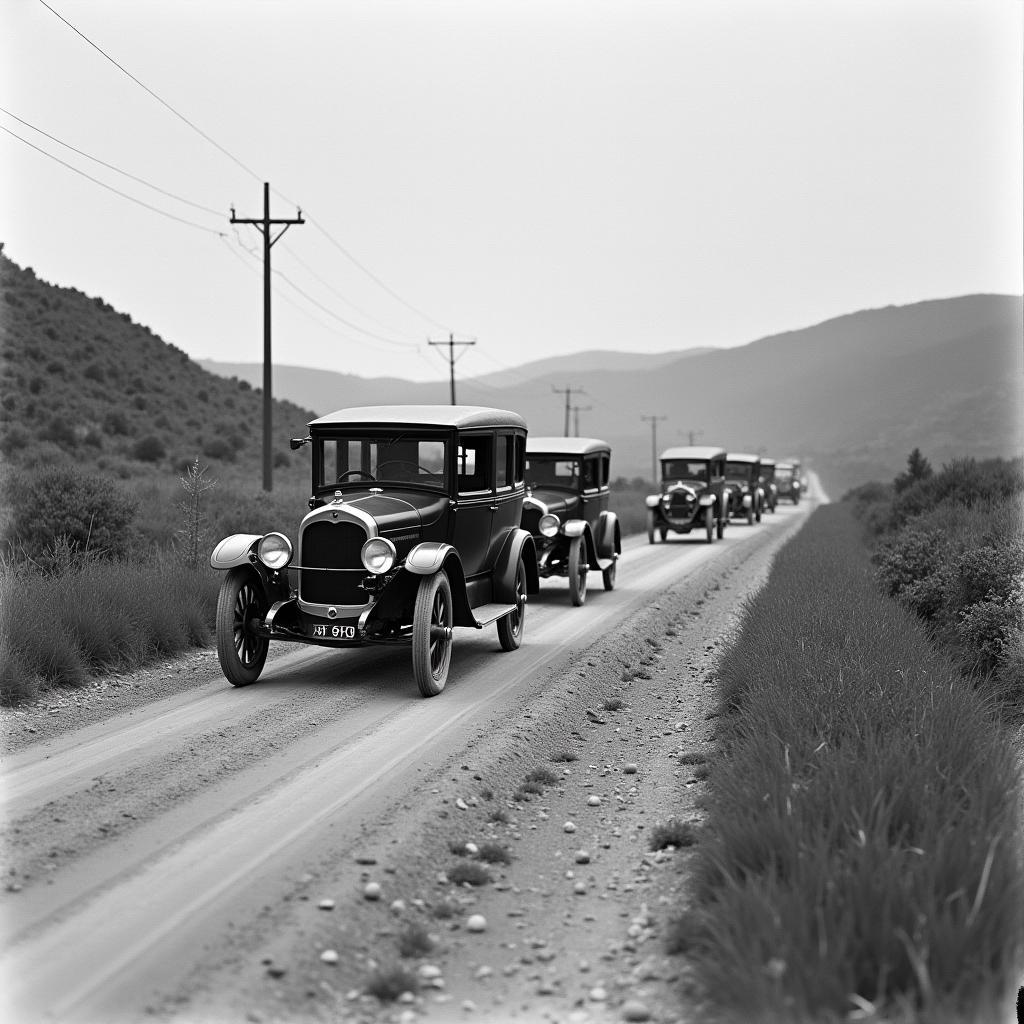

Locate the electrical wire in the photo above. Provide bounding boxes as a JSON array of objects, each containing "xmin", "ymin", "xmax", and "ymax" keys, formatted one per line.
[
  {"xmin": 37, "ymin": 0, "xmax": 262, "ymax": 185},
  {"xmin": 0, "ymin": 104, "xmax": 223, "ymax": 218},
  {"xmin": 0, "ymin": 123, "xmax": 226, "ymax": 236}
]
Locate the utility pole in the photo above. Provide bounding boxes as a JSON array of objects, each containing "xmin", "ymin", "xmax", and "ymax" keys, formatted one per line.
[
  {"xmin": 572, "ymin": 404, "xmax": 592, "ymax": 437},
  {"xmin": 552, "ymin": 385, "xmax": 586, "ymax": 437},
  {"xmin": 231, "ymin": 183, "xmax": 304, "ymax": 492},
  {"xmin": 428, "ymin": 333, "xmax": 476, "ymax": 405},
  {"xmin": 641, "ymin": 414, "xmax": 667, "ymax": 485}
]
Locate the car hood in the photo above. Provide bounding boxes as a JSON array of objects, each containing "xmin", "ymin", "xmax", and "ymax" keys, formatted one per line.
[
  {"xmin": 525, "ymin": 489, "xmax": 580, "ymax": 517},
  {"xmin": 663, "ymin": 481, "xmax": 706, "ymax": 497},
  {"xmin": 344, "ymin": 491, "xmax": 448, "ymax": 532}
]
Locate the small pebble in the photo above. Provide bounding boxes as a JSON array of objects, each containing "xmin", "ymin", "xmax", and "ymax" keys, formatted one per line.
[
  {"xmin": 621, "ymin": 999, "xmax": 652, "ymax": 1021},
  {"xmin": 589, "ymin": 986, "xmax": 608, "ymax": 1001},
  {"xmin": 363, "ymin": 881, "xmax": 382, "ymax": 900},
  {"xmin": 317, "ymin": 899, "xmax": 335, "ymax": 910},
  {"xmin": 623, "ymin": 763, "xmax": 638, "ymax": 775},
  {"xmin": 466, "ymin": 914, "xmax": 487, "ymax": 932},
  {"xmin": 564, "ymin": 821, "xmax": 577, "ymax": 833},
  {"xmin": 465, "ymin": 842, "xmax": 479, "ymax": 855},
  {"xmin": 573, "ymin": 881, "xmax": 587, "ymax": 894},
  {"xmin": 574, "ymin": 850, "xmax": 591, "ymax": 864},
  {"xmin": 390, "ymin": 899, "xmax": 406, "ymax": 913},
  {"xmin": 319, "ymin": 949, "xmax": 338, "ymax": 965},
  {"xmin": 587, "ymin": 795, "xmax": 601, "ymax": 806}
]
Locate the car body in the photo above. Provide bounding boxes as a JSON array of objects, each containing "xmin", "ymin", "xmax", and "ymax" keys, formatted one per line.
[
  {"xmin": 210, "ymin": 405, "xmax": 539, "ymax": 697},
  {"xmin": 775, "ymin": 459, "xmax": 803, "ymax": 503},
  {"xmin": 644, "ymin": 446, "xmax": 729, "ymax": 543},
  {"xmin": 521, "ymin": 437, "xmax": 621, "ymax": 604},
  {"xmin": 724, "ymin": 452, "xmax": 764, "ymax": 524},
  {"xmin": 759, "ymin": 457, "xmax": 778, "ymax": 513}
]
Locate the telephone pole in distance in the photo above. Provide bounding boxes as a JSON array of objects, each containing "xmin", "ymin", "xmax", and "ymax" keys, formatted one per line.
[
  {"xmin": 230, "ymin": 182, "xmax": 304, "ymax": 492},
  {"xmin": 572, "ymin": 404, "xmax": 592, "ymax": 437},
  {"xmin": 641, "ymin": 414, "xmax": 667, "ymax": 485},
  {"xmin": 428, "ymin": 333, "xmax": 476, "ymax": 405},
  {"xmin": 553, "ymin": 385, "xmax": 586, "ymax": 437}
]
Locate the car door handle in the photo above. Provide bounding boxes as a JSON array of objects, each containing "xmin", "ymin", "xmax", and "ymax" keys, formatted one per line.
[{"xmin": 489, "ymin": 505, "xmax": 498, "ymax": 511}]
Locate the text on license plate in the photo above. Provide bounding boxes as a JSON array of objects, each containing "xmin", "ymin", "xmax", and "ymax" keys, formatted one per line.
[{"xmin": 311, "ymin": 624, "xmax": 356, "ymax": 639}]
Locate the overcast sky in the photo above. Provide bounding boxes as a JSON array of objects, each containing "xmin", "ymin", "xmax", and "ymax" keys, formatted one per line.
[{"xmin": 2, "ymin": 0, "xmax": 1021, "ymax": 383}]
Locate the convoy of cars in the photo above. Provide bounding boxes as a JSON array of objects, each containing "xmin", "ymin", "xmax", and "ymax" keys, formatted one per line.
[{"xmin": 209, "ymin": 403, "xmax": 806, "ymax": 693}]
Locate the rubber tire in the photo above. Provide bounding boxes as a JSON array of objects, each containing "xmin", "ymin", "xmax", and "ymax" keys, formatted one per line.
[
  {"xmin": 704, "ymin": 507, "xmax": 714, "ymax": 543},
  {"xmin": 602, "ymin": 559, "xmax": 617, "ymax": 591},
  {"xmin": 216, "ymin": 567, "xmax": 269, "ymax": 686},
  {"xmin": 746, "ymin": 503, "xmax": 754, "ymax": 525},
  {"xmin": 568, "ymin": 535, "xmax": 588, "ymax": 607},
  {"xmin": 412, "ymin": 571, "xmax": 453, "ymax": 697},
  {"xmin": 497, "ymin": 558, "xmax": 527, "ymax": 651},
  {"xmin": 647, "ymin": 511, "xmax": 655, "ymax": 545},
  {"xmin": 658, "ymin": 526, "xmax": 668, "ymax": 542},
  {"xmin": 716, "ymin": 513, "xmax": 725, "ymax": 539},
  {"xmin": 755, "ymin": 499, "xmax": 762, "ymax": 524}
]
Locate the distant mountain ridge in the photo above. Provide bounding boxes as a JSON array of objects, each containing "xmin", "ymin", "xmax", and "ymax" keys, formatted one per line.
[{"xmin": 202, "ymin": 295, "xmax": 1023, "ymax": 494}]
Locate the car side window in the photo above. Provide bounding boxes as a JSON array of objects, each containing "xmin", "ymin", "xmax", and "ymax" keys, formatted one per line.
[
  {"xmin": 458, "ymin": 434, "xmax": 494, "ymax": 494},
  {"xmin": 600, "ymin": 453, "xmax": 610, "ymax": 488},
  {"xmin": 582, "ymin": 456, "xmax": 600, "ymax": 492},
  {"xmin": 495, "ymin": 434, "xmax": 511, "ymax": 491},
  {"xmin": 513, "ymin": 434, "xmax": 526, "ymax": 485}
]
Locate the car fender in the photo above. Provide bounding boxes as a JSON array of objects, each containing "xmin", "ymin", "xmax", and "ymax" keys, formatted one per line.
[
  {"xmin": 562, "ymin": 519, "xmax": 586, "ymax": 539},
  {"xmin": 210, "ymin": 534, "xmax": 263, "ymax": 570},
  {"xmin": 644, "ymin": 494, "xmax": 661, "ymax": 509},
  {"xmin": 594, "ymin": 510, "xmax": 621, "ymax": 560},
  {"xmin": 494, "ymin": 529, "xmax": 540, "ymax": 601},
  {"xmin": 698, "ymin": 494, "xmax": 715, "ymax": 508},
  {"xmin": 405, "ymin": 541, "xmax": 454, "ymax": 575},
  {"xmin": 387, "ymin": 545, "xmax": 475, "ymax": 626},
  {"xmin": 741, "ymin": 493, "xmax": 753, "ymax": 509}
]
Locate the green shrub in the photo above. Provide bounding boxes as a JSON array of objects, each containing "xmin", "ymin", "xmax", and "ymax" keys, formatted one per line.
[
  {"xmin": 132, "ymin": 435, "xmax": 166, "ymax": 462},
  {"xmin": 6, "ymin": 467, "xmax": 139, "ymax": 562}
]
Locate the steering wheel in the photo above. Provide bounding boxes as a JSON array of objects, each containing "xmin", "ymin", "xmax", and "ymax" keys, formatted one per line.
[
  {"xmin": 376, "ymin": 460, "xmax": 436, "ymax": 476},
  {"xmin": 337, "ymin": 469, "xmax": 376, "ymax": 482}
]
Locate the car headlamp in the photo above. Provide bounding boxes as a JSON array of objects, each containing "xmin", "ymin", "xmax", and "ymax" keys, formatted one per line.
[
  {"xmin": 538, "ymin": 513, "xmax": 560, "ymax": 538},
  {"xmin": 361, "ymin": 536, "xmax": 396, "ymax": 574},
  {"xmin": 257, "ymin": 532, "xmax": 293, "ymax": 570}
]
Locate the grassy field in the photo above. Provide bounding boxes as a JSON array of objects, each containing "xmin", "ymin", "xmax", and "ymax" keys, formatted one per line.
[{"xmin": 676, "ymin": 502, "xmax": 1024, "ymax": 1022}]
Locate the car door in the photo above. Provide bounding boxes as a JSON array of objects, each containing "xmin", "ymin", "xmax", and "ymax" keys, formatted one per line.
[
  {"xmin": 451, "ymin": 431, "xmax": 494, "ymax": 577},
  {"xmin": 580, "ymin": 453, "xmax": 605, "ymax": 528},
  {"xmin": 489, "ymin": 431, "xmax": 522, "ymax": 547}
]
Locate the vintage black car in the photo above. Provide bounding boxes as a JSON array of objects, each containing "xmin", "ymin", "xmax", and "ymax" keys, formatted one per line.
[
  {"xmin": 210, "ymin": 406, "xmax": 539, "ymax": 697},
  {"xmin": 724, "ymin": 452, "xmax": 764, "ymax": 524},
  {"xmin": 645, "ymin": 446, "xmax": 729, "ymax": 543},
  {"xmin": 520, "ymin": 437, "xmax": 621, "ymax": 605},
  {"xmin": 760, "ymin": 457, "xmax": 778, "ymax": 513},
  {"xmin": 775, "ymin": 460, "xmax": 803, "ymax": 503}
]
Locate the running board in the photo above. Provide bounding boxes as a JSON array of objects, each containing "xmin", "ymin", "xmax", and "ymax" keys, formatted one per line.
[{"xmin": 469, "ymin": 602, "xmax": 518, "ymax": 628}]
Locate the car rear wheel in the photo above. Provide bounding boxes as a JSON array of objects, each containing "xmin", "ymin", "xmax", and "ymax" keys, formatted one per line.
[
  {"xmin": 716, "ymin": 512, "xmax": 725, "ymax": 539},
  {"xmin": 412, "ymin": 571, "xmax": 453, "ymax": 697},
  {"xmin": 704, "ymin": 507, "xmax": 714, "ymax": 543},
  {"xmin": 568, "ymin": 535, "xmax": 588, "ymax": 606},
  {"xmin": 602, "ymin": 558, "xmax": 617, "ymax": 591},
  {"xmin": 497, "ymin": 558, "xmax": 527, "ymax": 651},
  {"xmin": 658, "ymin": 526, "xmax": 668, "ymax": 542},
  {"xmin": 216, "ymin": 567, "xmax": 269, "ymax": 686},
  {"xmin": 646, "ymin": 511, "xmax": 655, "ymax": 544},
  {"xmin": 755, "ymin": 499, "xmax": 762, "ymax": 523},
  {"xmin": 746, "ymin": 501, "xmax": 754, "ymax": 525}
]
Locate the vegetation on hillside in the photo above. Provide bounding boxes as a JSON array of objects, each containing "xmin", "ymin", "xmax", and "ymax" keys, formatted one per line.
[{"xmin": 680, "ymin": 503, "xmax": 1024, "ymax": 1022}]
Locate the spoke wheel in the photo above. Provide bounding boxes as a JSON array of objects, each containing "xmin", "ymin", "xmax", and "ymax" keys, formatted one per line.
[
  {"xmin": 413, "ymin": 572, "xmax": 453, "ymax": 697},
  {"xmin": 216, "ymin": 567, "xmax": 269, "ymax": 686},
  {"xmin": 704, "ymin": 507, "xmax": 714, "ymax": 543},
  {"xmin": 568, "ymin": 536, "xmax": 588, "ymax": 606},
  {"xmin": 497, "ymin": 558, "xmax": 527, "ymax": 651},
  {"xmin": 602, "ymin": 558, "xmax": 617, "ymax": 591}
]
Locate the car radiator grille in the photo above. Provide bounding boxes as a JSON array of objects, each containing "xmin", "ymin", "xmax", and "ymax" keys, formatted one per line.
[
  {"xmin": 669, "ymin": 494, "xmax": 695, "ymax": 514},
  {"xmin": 300, "ymin": 521, "xmax": 368, "ymax": 605}
]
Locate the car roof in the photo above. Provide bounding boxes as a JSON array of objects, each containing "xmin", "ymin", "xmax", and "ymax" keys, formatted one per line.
[
  {"xmin": 527, "ymin": 436, "xmax": 611, "ymax": 456},
  {"xmin": 659, "ymin": 446, "xmax": 726, "ymax": 461},
  {"xmin": 760, "ymin": 457, "xmax": 776, "ymax": 467},
  {"xmin": 776, "ymin": 461, "xmax": 794, "ymax": 470},
  {"xmin": 725, "ymin": 452, "xmax": 761, "ymax": 463},
  {"xmin": 310, "ymin": 405, "xmax": 528, "ymax": 431}
]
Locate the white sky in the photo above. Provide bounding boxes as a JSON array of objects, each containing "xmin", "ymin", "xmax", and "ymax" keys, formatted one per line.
[{"xmin": 2, "ymin": 0, "xmax": 1021, "ymax": 383}]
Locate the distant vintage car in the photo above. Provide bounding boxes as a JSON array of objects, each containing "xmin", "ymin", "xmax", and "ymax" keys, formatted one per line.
[
  {"xmin": 760, "ymin": 457, "xmax": 778, "ymax": 513},
  {"xmin": 645, "ymin": 446, "xmax": 729, "ymax": 543},
  {"xmin": 210, "ymin": 406, "xmax": 539, "ymax": 697},
  {"xmin": 724, "ymin": 452, "xmax": 764, "ymax": 524},
  {"xmin": 775, "ymin": 460, "xmax": 803, "ymax": 504},
  {"xmin": 521, "ymin": 437, "xmax": 621, "ymax": 605}
]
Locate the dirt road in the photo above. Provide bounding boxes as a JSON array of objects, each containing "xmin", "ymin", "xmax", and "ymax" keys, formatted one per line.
[{"xmin": 1, "ymin": 499, "xmax": 815, "ymax": 1024}]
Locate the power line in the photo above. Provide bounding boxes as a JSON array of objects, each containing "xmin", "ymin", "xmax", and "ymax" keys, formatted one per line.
[
  {"xmin": 0, "ymin": 123, "xmax": 226, "ymax": 236},
  {"xmin": 0, "ymin": 104, "xmax": 223, "ymax": 218},
  {"xmin": 37, "ymin": 0, "xmax": 262, "ymax": 184}
]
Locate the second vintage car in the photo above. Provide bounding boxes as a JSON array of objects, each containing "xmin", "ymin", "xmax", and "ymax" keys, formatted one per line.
[
  {"xmin": 775, "ymin": 459, "xmax": 803, "ymax": 503},
  {"xmin": 724, "ymin": 452, "xmax": 764, "ymax": 524},
  {"xmin": 210, "ymin": 406, "xmax": 539, "ymax": 697},
  {"xmin": 645, "ymin": 446, "xmax": 730, "ymax": 543},
  {"xmin": 521, "ymin": 436, "xmax": 621, "ymax": 605},
  {"xmin": 759, "ymin": 456, "xmax": 778, "ymax": 513}
]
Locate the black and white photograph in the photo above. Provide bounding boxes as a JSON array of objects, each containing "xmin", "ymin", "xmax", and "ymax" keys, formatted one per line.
[{"xmin": 1, "ymin": 1, "xmax": 1022, "ymax": 1022}]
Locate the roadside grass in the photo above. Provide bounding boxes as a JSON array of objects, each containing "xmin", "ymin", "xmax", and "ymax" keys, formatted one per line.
[
  {"xmin": 0, "ymin": 554, "xmax": 218, "ymax": 703},
  {"xmin": 550, "ymin": 749, "xmax": 578, "ymax": 763},
  {"xmin": 649, "ymin": 819, "xmax": 698, "ymax": 851},
  {"xmin": 687, "ymin": 503, "xmax": 1024, "ymax": 1023},
  {"xmin": 447, "ymin": 861, "xmax": 491, "ymax": 887},
  {"xmin": 363, "ymin": 964, "xmax": 419, "ymax": 1001},
  {"xmin": 476, "ymin": 842, "xmax": 512, "ymax": 865},
  {"xmin": 396, "ymin": 922, "xmax": 433, "ymax": 958}
]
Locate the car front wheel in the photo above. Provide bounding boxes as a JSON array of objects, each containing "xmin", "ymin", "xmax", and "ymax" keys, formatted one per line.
[
  {"xmin": 497, "ymin": 557, "xmax": 527, "ymax": 651},
  {"xmin": 602, "ymin": 558, "xmax": 617, "ymax": 591},
  {"xmin": 704, "ymin": 507, "xmax": 714, "ymax": 543},
  {"xmin": 412, "ymin": 571, "xmax": 453, "ymax": 697},
  {"xmin": 216, "ymin": 567, "xmax": 269, "ymax": 686},
  {"xmin": 568, "ymin": 535, "xmax": 588, "ymax": 606},
  {"xmin": 646, "ymin": 511, "xmax": 655, "ymax": 545},
  {"xmin": 716, "ymin": 513, "xmax": 725, "ymax": 539}
]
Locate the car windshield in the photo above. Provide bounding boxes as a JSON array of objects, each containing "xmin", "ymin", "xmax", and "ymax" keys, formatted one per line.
[
  {"xmin": 776, "ymin": 467, "xmax": 794, "ymax": 483},
  {"xmin": 526, "ymin": 456, "xmax": 580, "ymax": 491},
  {"xmin": 317, "ymin": 434, "xmax": 448, "ymax": 490},
  {"xmin": 725, "ymin": 461, "xmax": 756, "ymax": 479},
  {"xmin": 661, "ymin": 459, "xmax": 707, "ymax": 483}
]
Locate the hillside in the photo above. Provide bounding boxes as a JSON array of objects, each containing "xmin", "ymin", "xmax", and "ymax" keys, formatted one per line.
[
  {"xmin": 0, "ymin": 251, "xmax": 317, "ymax": 491},
  {"xmin": 203, "ymin": 295, "xmax": 1024, "ymax": 495}
]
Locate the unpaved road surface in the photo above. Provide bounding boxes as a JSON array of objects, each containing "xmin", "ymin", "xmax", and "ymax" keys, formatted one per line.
[{"xmin": 1, "ymin": 499, "xmax": 816, "ymax": 1024}]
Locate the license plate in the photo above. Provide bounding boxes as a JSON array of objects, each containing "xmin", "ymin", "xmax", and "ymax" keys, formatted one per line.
[{"xmin": 310, "ymin": 623, "xmax": 356, "ymax": 639}]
